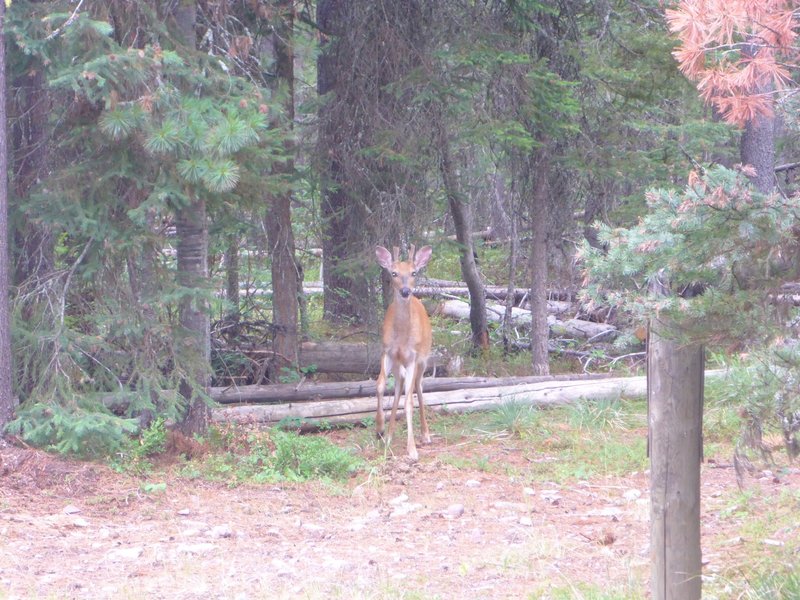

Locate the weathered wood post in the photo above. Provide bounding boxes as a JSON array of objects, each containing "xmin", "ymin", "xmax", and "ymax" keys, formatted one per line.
[{"xmin": 648, "ymin": 312, "xmax": 704, "ymax": 600}]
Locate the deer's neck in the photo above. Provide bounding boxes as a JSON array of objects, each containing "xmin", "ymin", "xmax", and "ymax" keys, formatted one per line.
[{"xmin": 389, "ymin": 294, "xmax": 416, "ymax": 338}]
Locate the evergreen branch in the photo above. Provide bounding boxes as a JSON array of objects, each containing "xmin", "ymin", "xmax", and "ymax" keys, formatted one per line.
[
  {"xmin": 59, "ymin": 237, "xmax": 93, "ymax": 328},
  {"xmin": 45, "ymin": 0, "xmax": 86, "ymax": 41}
]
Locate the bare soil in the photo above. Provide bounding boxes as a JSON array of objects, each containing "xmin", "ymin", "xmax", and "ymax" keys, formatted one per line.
[{"xmin": 0, "ymin": 432, "xmax": 797, "ymax": 600}]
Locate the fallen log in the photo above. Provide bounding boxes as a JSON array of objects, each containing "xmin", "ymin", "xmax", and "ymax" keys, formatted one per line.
[
  {"xmin": 551, "ymin": 319, "xmax": 617, "ymax": 342},
  {"xmin": 233, "ymin": 341, "xmax": 450, "ymax": 376},
  {"xmin": 212, "ymin": 375, "xmax": 649, "ymax": 426},
  {"xmin": 417, "ymin": 284, "xmax": 531, "ymax": 304},
  {"xmin": 238, "ymin": 279, "xmax": 575, "ymax": 306},
  {"xmin": 441, "ymin": 300, "xmax": 617, "ymax": 340},
  {"xmin": 440, "ymin": 299, "xmax": 532, "ymax": 324},
  {"xmin": 212, "ymin": 370, "xmax": 727, "ymax": 427},
  {"xmin": 211, "ymin": 372, "xmax": 613, "ymax": 404},
  {"xmin": 441, "ymin": 299, "xmax": 570, "ymax": 324}
]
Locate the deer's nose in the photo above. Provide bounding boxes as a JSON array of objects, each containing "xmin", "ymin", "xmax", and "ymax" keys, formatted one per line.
[{"xmin": 400, "ymin": 287, "xmax": 411, "ymax": 298}]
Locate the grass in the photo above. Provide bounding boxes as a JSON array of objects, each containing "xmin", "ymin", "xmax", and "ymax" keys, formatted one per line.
[
  {"xmin": 11, "ymin": 378, "xmax": 799, "ymax": 600},
  {"xmin": 123, "ymin": 383, "xmax": 795, "ymax": 598},
  {"xmin": 528, "ymin": 585, "xmax": 645, "ymax": 600},
  {"xmin": 515, "ymin": 398, "xmax": 648, "ymax": 482},
  {"xmin": 738, "ymin": 570, "xmax": 800, "ymax": 600},
  {"xmin": 488, "ymin": 400, "xmax": 542, "ymax": 437},
  {"xmin": 177, "ymin": 425, "xmax": 364, "ymax": 485},
  {"xmin": 703, "ymin": 484, "xmax": 800, "ymax": 599}
]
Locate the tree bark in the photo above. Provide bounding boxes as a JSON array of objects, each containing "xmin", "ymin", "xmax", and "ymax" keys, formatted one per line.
[
  {"xmin": 582, "ymin": 181, "xmax": 607, "ymax": 252},
  {"xmin": 212, "ymin": 372, "xmax": 613, "ymax": 404},
  {"xmin": 0, "ymin": 3, "xmax": 15, "ymax": 431},
  {"xmin": 265, "ymin": 0, "xmax": 299, "ymax": 370},
  {"xmin": 317, "ymin": 0, "xmax": 371, "ymax": 325},
  {"xmin": 648, "ymin": 318, "xmax": 704, "ymax": 600},
  {"xmin": 741, "ymin": 113, "xmax": 775, "ymax": 194},
  {"xmin": 175, "ymin": 197, "xmax": 211, "ymax": 434},
  {"xmin": 224, "ymin": 234, "xmax": 240, "ymax": 325},
  {"xmin": 237, "ymin": 341, "xmax": 447, "ymax": 376},
  {"xmin": 11, "ymin": 48, "xmax": 52, "ymax": 287},
  {"xmin": 529, "ymin": 152, "xmax": 550, "ymax": 375},
  {"xmin": 438, "ymin": 121, "xmax": 488, "ymax": 351},
  {"xmin": 173, "ymin": 1, "xmax": 211, "ymax": 435},
  {"xmin": 213, "ymin": 374, "xmax": 653, "ymax": 427},
  {"xmin": 503, "ymin": 196, "xmax": 520, "ymax": 353},
  {"xmin": 740, "ymin": 40, "xmax": 775, "ymax": 194}
]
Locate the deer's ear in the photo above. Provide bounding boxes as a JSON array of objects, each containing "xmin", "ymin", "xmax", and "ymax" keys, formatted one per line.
[
  {"xmin": 414, "ymin": 246, "xmax": 432, "ymax": 270},
  {"xmin": 375, "ymin": 246, "xmax": 393, "ymax": 270}
]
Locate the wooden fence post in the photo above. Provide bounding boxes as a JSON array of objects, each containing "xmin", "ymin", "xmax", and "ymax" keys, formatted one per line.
[{"xmin": 648, "ymin": 317, "xmax": 704, "ymax": 600}]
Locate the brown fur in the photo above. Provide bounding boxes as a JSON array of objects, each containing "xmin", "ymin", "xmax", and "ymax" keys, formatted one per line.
[{"xmin": 374, "ymin": 245, "xmax": 433, "ymax": 461}]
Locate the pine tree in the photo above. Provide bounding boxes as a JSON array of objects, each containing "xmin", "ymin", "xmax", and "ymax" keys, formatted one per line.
[
  {"xmin": 666, "ymin": 0, "xmax": 797, "ymax": 193},
  {"xmin": 0, "ymin": 2, "xmax": 14, "ymax": 433},
  {"xmin": 4, "ymin": 0, "xmax": 285, "ymax": 451},
  {"xmin": 666, "ymin": 0, "xmax": 797, "ymax": 125}
]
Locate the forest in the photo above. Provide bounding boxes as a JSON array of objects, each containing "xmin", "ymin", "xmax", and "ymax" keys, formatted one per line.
[{"xmin": 0, "ymin": 1, "xmax": 799, "ymax": 598}]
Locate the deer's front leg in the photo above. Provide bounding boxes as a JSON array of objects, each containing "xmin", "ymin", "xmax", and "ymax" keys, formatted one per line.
[
  {"xmin": 415, "ymin": 365, "xmax": 431, "ymax": 445},
  {"xmin": 375, "ymin": 355, "xmax": 391, "ymax": 440},
  {"xmin": 387, "ymin": 368, "xmax": 403, "ymax": 443},
  {"xmin": 404, "ymin": 362, "xmax": 419, "ymax": 461}
]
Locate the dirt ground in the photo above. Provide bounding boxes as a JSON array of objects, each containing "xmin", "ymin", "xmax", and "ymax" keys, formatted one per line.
[{"xmin": 0, "ymin": 432, "xmax": 797, "ymax": 600}]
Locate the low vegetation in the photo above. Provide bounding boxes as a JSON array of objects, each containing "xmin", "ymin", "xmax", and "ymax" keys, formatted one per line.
[{"xmin": 96, "ymin": 389, "xmax": 794, "ymax": 599}]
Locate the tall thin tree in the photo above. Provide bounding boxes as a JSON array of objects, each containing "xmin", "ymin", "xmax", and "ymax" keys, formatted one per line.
[
  {"xmin": 265, "ymin": 0, "xmax": 300, "ymax": 372},
  {"xmin": 173, "ymin": 1, "xmax": 211, "ymax": 435},
  {"xmin": 437, "ymin": 118, "xmax": 488, "ymax": 351},
  {"xmin": 0, "ymin": 2, "xmax": 15, "ymax": 431}
]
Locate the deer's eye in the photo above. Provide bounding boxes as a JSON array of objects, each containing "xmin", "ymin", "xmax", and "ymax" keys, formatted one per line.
[
  {"xmin": 411, "ymin": 271, "xmax": 417, "ymax": 277},
  {"xmin": 391, "ymin": 271, "xmax": 397, "ymax": 278}
]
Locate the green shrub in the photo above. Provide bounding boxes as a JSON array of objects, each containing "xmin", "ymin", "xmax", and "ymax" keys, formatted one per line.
[
  {"xmin": 270, "ymin": 430, "xmax": 363, "ymax": 481},
  {"xmin": 186, "ymin": 427, "xmax": 363, "ymax": 484},
  {"xmin": 134, "ymin": 417, "xmax": 167, "ymax": 457},
  {"xmin": 7, "ymin": 401, "xmax": 139, "ymax": 458},
  {"xmin": 489, "ymin": 400, "xmax": 541, "ymax": 437}
]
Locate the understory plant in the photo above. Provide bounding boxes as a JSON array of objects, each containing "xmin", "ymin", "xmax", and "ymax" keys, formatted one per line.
[
  {"xmin": 194, "ymin": 426, "xmax": 363, "ymax": 484},
  {"xmin": 583, "ymin": 165, "xmax": 800, "ymax": 462}
]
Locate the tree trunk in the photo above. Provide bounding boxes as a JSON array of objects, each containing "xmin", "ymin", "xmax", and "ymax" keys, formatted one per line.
[
  {"xmin": 173, "ymin": 1, "xmax": 211, "ymax": 435},
  {"xmin": 740, "ymin": 40, "xmax": 775, "ymax": 195},
  {"xmin": 213, "ymin": 373, "xmax": 654, "ymax": 427},
  {"xmin": 582, "ymin": 181, "xmax": 607, "ymax": 251},
  {"xmin": 11, "ymin": 51, "xmax": 52, "ymax": 286},
  {"xmin": 317, "ymin": 0, "xmax": 371, "ymax": 325},
  {"xmin": 503, "ymin": 191, "xmax": 519, "ymax": 353},
  {"xmin": 224, "ymin": 234, "xmax": 240, "ymax": 324},
  {"xmin": 741, "ymin": 113, "xmax": 775, "ymax": 194},
  {"xmin": 648, "ymin": 318, "xmax": 704, "ymax": 600},
  {"xmin": 490, "ymin": 171, "xmax": 511, "ymax": 239},
  {"xmin": 529, "ymin": 152, "xmax": 550, "ymax": 375},
  {"xmin": 265, "ymin": 0, "xmax": 299, "ymax": 370},
  {"xmin": 0, "ymin": 3, "xmax": 15, "ymax": 431},
  {"xmin": 438, "ymin": 121, "xmax": 488, "ymax": 351},
  {"xmin": 235, "ymin": 341, "xmax": 447, "ymax": 377},
  {"xmin": 212, "ymin": 372, "xmax": 614, "ymax": 405}
]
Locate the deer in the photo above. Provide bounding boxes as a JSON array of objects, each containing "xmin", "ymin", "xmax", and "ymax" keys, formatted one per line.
[{"xmin": 374, "ymin": 244, "xmax": 433, "ymax": 461}]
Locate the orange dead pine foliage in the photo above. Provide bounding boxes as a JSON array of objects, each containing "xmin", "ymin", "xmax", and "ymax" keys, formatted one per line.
[{"xmin": 665, "ymin": 0, "xmax": 799, "ymax": 125}]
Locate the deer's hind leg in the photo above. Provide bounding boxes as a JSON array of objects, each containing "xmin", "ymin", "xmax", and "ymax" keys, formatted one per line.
[
  {"xmin": 387, "ymin": 362, "xmax": 404, "ymax": 443},
  {"xmin": 414, "ymin": 361, "xmax": 431, "ymax": 444},
  {"xmin": 376, "ymin": 355, "xmax": 391, "ymax": 440},
  {"xmin": 403, "ymin": 361, "xmax": 419, "ymax": 461}
]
